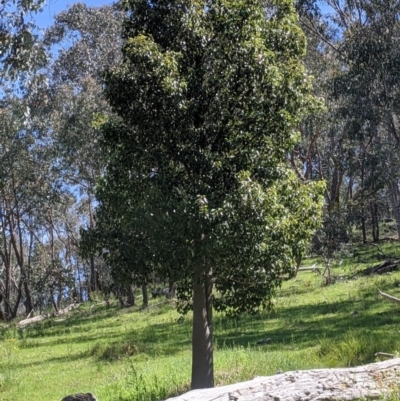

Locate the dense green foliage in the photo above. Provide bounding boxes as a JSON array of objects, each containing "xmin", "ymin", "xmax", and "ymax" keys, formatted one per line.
[{"xmin": 94, "ymin": 0, "xmax": 323, "ymax": 312}]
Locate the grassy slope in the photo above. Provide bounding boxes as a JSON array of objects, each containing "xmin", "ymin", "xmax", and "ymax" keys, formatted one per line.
[{"xmin": 1, "ymin": 242, "xmax": 400, "ymax": 401}]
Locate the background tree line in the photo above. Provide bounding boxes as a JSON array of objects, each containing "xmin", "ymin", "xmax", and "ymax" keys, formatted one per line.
[{"xmin": 296, "ymin": 0, "xmax": 400, "ymax": 256}]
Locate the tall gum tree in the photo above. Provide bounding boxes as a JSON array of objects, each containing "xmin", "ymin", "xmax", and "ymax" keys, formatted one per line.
[
  {"xmin": 295, "ymin": 0, "xmax": 400, "ymax": 248},
  {"xmin": 0, "ymin": 0, "xmax": 46, "ymax": 79},
  {"xmin": 97, "ymin": 0, "xmax": 324, "ymax": 389},
  {"xmin": 41, "ymin": 3, "xmax": 123, "ymax": 297}
]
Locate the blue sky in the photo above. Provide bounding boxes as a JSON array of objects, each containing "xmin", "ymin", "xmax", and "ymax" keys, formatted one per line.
[{"xmin": 35, "ymin": 0, "xmax": 114, "ymax": 29}]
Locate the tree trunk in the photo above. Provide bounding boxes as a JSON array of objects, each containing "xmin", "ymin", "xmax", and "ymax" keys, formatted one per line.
[
  {"xmin": 87, "ymin": 191, "xmax": 98, "ymax": 294},
  {"xmin": 141, "ymin": 283, "xmax": 148, "ymax": 308},
  {"xmin": 1, "ymin": 201, "xmax": 15, "ymax": 319},
  {"xmin": 10, "ymin": 173, "xmax": 33, "ymax": 317},
  {"xmin": 116, "ymin": 284, "xmax": 124, "ymax": 307},
  {"xmin": 50, "ymin": 289, "xmax": 59, "ymax": 314},
  {"xmin": 0, "ymin": 294, "xmax": 3, "ymax": 320},
  {"xmin": 89, "ymin": 256, "xmax": 97, "ymax": 294},
  {"xmin": 76, "ymin": 260, "xmax": 84, "ymax": 302},
  {"xmin": 191, "ymin": 264, "xmax": 213, "ymax": 390},
  {"xmin": 361, "ymin": 209, "xmax": 367, "ymax": 244},
  {"xmin": 328, "ymin": 166, "xmax": 342, "ymax": 212},
  {"xmin": 23, "ymin": 279, "xmax": 34, "ymax": 315},
  {"xmin": 4, "ymin": 253, "xmax": 11, "ymax": 319},
  {"xmin": 167, "ymin": 358, "xmax": 400, "ymax": 401},
  {"xmin": 127, "ymin": 284, "xmax": 135, "ymax": 306},
  {"xmin": 388, "ymin": 180, "xmax": 400, "ymax": 240},
  {"xmin": 118, "ymin": 296, "xmax": 124, "ymax": 307},
  {"xmin": 360, "ymin": 160, "xmax": 367, "ymax": 244},
  {"xmin": 57, "ymin": 286, "xmax": 63, "ymax": 309},
  {"xmin": 11, "ymin": 279, "xmax": 22, "ymax": 319},
  {"xmin": 370, "ymin": 201, "xmax": 379, "ymax": 242}
]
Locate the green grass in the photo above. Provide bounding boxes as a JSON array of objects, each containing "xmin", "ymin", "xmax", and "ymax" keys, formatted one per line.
[{"xmin": 1, "ymin": 242, "xmax": 400, "ymax": 401}]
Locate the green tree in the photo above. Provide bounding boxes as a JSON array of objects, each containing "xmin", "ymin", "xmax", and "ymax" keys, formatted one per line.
[
  {"xmin": 94, "ymin": 0, "xmax": 324, "ymax": 389},
  {"xmin": 296, "ymin": 0, "xmax": 400, "ymax": 247},
  {"xmin": 0, "ymin": 95, "xmax": 62, "ymax": 318},
  {"xmin": 0, "ymin": 0, "xmax": 46, "ymax": 78},
  {"xmin": 43, "ymin": 3, "xmax": 123, "ymax": 296}
]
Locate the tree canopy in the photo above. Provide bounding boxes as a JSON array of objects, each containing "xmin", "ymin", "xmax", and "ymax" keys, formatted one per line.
[{"xmin": 0, "ymin": 0, "xmax": 46, "ymax": 78}]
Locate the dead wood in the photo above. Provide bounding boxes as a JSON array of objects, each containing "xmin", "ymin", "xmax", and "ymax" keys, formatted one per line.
[
  {"xmin": 56, "ymin": 303, "xmax": 81, "ymax": 315},
  {"xmin": 375, "ymin": 352, "xmax": 398, "ymax": 359},
  {"xmin": 17, "ymin": 303, "xmax": 81, "ymax": 328},
  {"xmin": 297, "ymin": 265, "xmax": 322, "ymax": 274},
  {"xmin": 360, "ymin": 260, "xmax": 399, "ymax": 275},
  {"xmin": 17, "ymin": 314, "xmax": 48, "ymax": 328},
  {"xmin": 165, "ymin": 358, "xmax": 400, "ymax": 401},
  {"xmin": 379, "ymin": 289, "xmax": 400, "ymax": 305},
  {"xmin": 367, "ymin": 241, "xmax": 393, "ymax": 259}
]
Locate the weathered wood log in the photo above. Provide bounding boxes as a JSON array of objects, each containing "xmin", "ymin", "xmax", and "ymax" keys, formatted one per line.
[
  {"xmin": 297, "ymin": 266, "xmax": 322, "ymax": 274},
  {"xmin": 360, "ymin": 260, "xmax": 399, "ymax": 276},
  {"xmin": 17, "ymin": 314, "xmax": 48, "ymax": 328},
  {"xmin": 375, "ymin": 352, "xmax": 398, "ymax": 359},
  {"xmin": 17, "ymin": 303, "xmax": 81, "ymax": 328},
  {"xmin": 379, "ymin": 289, "xmax": 400, "ymax": 305},
  {"xmin": 56, "ymin": 303, "xmax": 81, "ymax": 316},
  {"xmin": 166, "ymin": 358, "xmax": 400, "ymax": 401}
]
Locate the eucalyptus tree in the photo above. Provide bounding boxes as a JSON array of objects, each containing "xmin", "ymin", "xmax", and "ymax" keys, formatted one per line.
[
  {"xmin": 27, "ymin": 194, "xmax": 89, "ymax": 312},
  {"xmin": 294, "ymin": 0, "xmax": 400, "ymax": 249},
  {"xmin": 31, "ymin": 3, "xmax": 124, "ymax": 296},
  {"xmin": 0, "ymin": 0, "xmax": 46, "ymax": 78},
  {"xmin": 0, "ymin": 94, "xmax": 61, "ymax": 318},
  {"xmin": 42, "ymin": 2, "xmax": 123, "ymax": 193},
  {"xmin": 331, "ymin": 0, "xmax": 400, "ymax": 239},
  {"xmin": 0, "ymin": 3, "xmax": 125, "ymax": 318},
  {"xmin": 93, "ymin": 0, "xmax": 324, "ymax": 388}
]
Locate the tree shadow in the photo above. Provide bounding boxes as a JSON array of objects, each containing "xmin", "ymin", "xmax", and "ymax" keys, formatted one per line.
[{"xmin": 212, "ymin": 295, "xmax": 400, "ymax": 354}]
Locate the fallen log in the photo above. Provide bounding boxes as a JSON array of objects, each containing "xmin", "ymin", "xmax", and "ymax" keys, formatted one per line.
[
  {"xmin": 375, "ymin": 352, "xmax": 398, "ymax": 359},
  {"xmin": 166, "ymin": 358, "xmax": 400, "ymax": 401},
  {"xmin": 56, "ymin": 303, "xmax": 81, "ymax": 315},
  {"xmin": 360, "ymin": 260, "xmax": 399, "ymax": 276},
  {"xmin": 297, "ymin": 265, "xmax": 322, "ymax": 274},
  {"xmin": 379, "ymin": 289, "xmax": 400, "ymax": 305},
  {"xmin": 17, "ymin": 303, "xmax": 81, "ymax": 328},
  {"xmin": 17, "ymin": 314, "xmax": 48, "ymax": 328}
]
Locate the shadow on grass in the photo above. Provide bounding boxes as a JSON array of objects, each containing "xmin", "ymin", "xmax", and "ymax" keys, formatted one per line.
[
  {"xmin": 12, "ymin": 315, "xmax": 193, "ymax": 369},
  {"xmin": 9, "ymin": 298, "xmax": 400, "ymax": 370},
  {"xmin": 212, "ymin": 291, "xmax": 400, "ymax": 367},
  {"xmin": 6, "ymin": 264, "xmax": 400, "ymax": 372}
]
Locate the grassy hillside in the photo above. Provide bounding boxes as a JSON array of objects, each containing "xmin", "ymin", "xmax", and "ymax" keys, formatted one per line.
[{"xmin": 1, "ymin": 242, "xmax": 400, "ymax": 401}]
